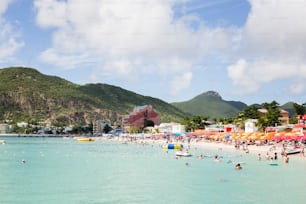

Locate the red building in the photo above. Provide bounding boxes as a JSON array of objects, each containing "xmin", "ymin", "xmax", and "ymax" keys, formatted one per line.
[{"xmin": 123, "ymin": 105, "xmax": 160, "ymax": 132}]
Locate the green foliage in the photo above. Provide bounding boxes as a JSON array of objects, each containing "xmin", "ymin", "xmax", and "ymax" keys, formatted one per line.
[
  {"xmin": 181, "ymin": 115, "xmax": 208, "ymax": 132},
  {"xmin": 172, "ymin": 91, "xmax": 247, "ymax": 119},
  {"xmin": 103, "ymin": 124, "xmax": 112, "ymax": 133},
  {"xmin": 0, "ymin": 67, "xmax": 187, "ymax": 127},
  {"xmin": 239, "ymin": 104, "xmax": 260, "ymax": 120},
  {"xmin": 293, "ymin": 102, "xmax": 306, "ymax": 115},
  {"xmin": 257, "ymin": 101, "xmax": 281, "ymax": 131}
]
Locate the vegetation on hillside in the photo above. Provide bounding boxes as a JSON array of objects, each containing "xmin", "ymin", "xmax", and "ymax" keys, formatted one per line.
[
  {"xmin": 171, "ymin": 91, "xmax": 247, "ymax": 119},
  {"xmin": 0, "ymin": 67, "xmax": 186, "ymax": 130},
  {"xmin": 182, "ymin": 101, "xmax": 306, "ymax": 132},
  {"xmin": 1, "ymin": 67, "xmax": 305, "ymax": 134}
]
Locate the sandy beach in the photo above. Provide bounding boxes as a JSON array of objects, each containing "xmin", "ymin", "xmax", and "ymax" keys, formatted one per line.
[{"xmin": 104, "ymin": 135, "xmax": 306, "ymax": 163}]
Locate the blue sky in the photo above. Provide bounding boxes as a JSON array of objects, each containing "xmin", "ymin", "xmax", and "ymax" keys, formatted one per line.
[{"xmin": 1, "ymin": 0, "xmax": 306, "ymax": 106}]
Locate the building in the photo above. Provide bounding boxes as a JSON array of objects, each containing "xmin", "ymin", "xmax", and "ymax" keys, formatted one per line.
[
  {"xmin": 93, "ymin": 120, "xmax": 112, "ymax": 134},
  {"xmin": 245, "ymin": 119, "xmax": 258, "ymax": 133},
  {"xmin": 155, "ymin": 122, "xmax": 185, "ymax": 134},
  {"xmin": 297, "ymin": 114, "xmax": 306, "ymax": 124},
  {"xmin": 0, "ymin": 124, "xmax": 13, "ymax": 134},
  {"xmin": 279, "ymin": 109, "xmax": 289, "ymax": 125},
  {"xmin": 123, "ymin": 105, "xmax": 160, "ymax": 132},
  {"xmin": 257, "ymin": 108, "xmax": 289, "ymax": 126}
]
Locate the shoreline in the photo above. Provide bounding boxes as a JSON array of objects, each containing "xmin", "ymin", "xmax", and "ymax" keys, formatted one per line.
[
  {"xmin": 2, "ymin": 134, "xmax": 305, "ymax": 162},
  {"xmin": 110, "ymin": 136, "xmax": 306, "ymax": 163}
]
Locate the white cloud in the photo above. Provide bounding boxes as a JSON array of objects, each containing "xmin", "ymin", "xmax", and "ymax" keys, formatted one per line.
[
  {"xmin": 34, "ymin": 0, "xmax": 231, "ymax": 95},
  {"xmin": 0, "ymin": 0, "xmax": 13, "ymax": 15},
  {"xmin": 34, "ymin": 0, "xmax": 67, "ymax": 28},
  {"xmin": 0, "ymin": 0, "xmax": 24, "ymax": 63},
  {"xmin": 227, "ymin": 0, "xmax": 306, "ymax": 95},
  {"xmin": 228, "ymin": 58, "xmax": 306, "ymax": 93},
  {"xmin": 170, "ymin": 72, "xmax": 193, "ymax": 95}
]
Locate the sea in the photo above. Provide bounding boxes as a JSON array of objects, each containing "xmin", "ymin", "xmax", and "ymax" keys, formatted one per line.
[{"xmin": 0, "ymin": 136, "xmax": 305, "ymax": 204}]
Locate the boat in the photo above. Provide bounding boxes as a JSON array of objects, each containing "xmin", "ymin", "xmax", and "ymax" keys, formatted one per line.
[
  {"xmin": 176, "ymin": 150, "xmax": 192, "ymax": 157},
  {"xmin": 76, "ymin": 137, "xmax": 95, "ymax": 142},
  {"xmin": 285, "ymin": 148, "xmax": 301, "ymax": 155}
]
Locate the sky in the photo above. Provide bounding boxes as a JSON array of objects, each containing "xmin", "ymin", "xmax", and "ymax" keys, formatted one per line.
[{"xmin": 1, "ymin": 0, "xmax": 306, "ymax": 106}]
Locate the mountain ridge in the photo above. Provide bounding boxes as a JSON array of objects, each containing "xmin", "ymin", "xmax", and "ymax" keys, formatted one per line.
[
  {"xmin": 0, "ymin": 67, "xmax": 186, "ymax": 126},
  {"xmin": 0, "ymin": 67, "xmax": 299, "ymax": 126},
  {"xmin": 171, "ymin": 91, "xmax": 248, "ymax": 119}
]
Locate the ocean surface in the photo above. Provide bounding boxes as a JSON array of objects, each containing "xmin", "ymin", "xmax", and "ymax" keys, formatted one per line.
[{"xmin": 0, "ymin": 136, "xmax": 305, "ymax": 204}]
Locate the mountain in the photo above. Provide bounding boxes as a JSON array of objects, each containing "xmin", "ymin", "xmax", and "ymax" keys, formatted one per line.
[
  {"xmin": 0, "ymin": 67, "xmax": 186, "ymax": 126},
  {"xmin": 171, "ymin": 91, "xmax": 248, "ymax": 119},
  {"xmin": 281, "ymin": 102, "xmax": 296, "ymax": 117}
]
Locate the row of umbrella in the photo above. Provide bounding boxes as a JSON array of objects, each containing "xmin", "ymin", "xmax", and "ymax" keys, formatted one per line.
[
  {"xmin": 186, "ymin": 131, "xmax": 306, "ymax": 141},
  {"xmin": 153, "ymin": 131, "xmax": 306, "ymax": 141}
]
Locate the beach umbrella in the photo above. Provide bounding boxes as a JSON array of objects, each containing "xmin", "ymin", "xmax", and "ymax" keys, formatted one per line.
[
  {"xmin": 272, "ymin": 135, "xmax": 282, "ymax": 141},
  {"xmin": 249, "ymin": 133, "xmax": 258, "ymax": 140},
  {"xmin": 172, "ymin": 133, "xmax": 181, "ymax": 137},
  {"xmin": 299, "ymin": 135, "xmax": 306, "ymax": 140}
]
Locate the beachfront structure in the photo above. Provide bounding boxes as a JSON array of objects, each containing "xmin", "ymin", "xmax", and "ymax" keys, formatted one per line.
[
  {"xmin": 205, "ymin": 124, "xmax": 224, "ymax": 132},
  {"xmin": 245, "ymin": 119, "xmax": 258, "ymax": 133},
  {"xmin": 297, "ymin": 114, "xmax": 306, "ymax": 124},
  {"xmin": 122, "ymin": 105, "xmax": 160, "ymax": 132},
  {"xmin": 155, "ymin": 122, "xmax": 185, "ymax": 134},
  {"xmin": 0, "ymin": 123, "xmax": 13, "ymax": 133},
  {"xmin": 93, "ymin": 120, "xmax": 112, "ymax": 134},
  {"xmin": 257, "ymin": 108, "xmax": 289, "ymax": 126},
  {"xmin": 17, "ymin": 122, "xmax": 28, "ymax": 127}
]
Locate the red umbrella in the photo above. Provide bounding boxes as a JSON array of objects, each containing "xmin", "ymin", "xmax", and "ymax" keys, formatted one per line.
[
  {"xmin": 272, "ymin": 136, "xmax": 282, "ymax": 141},
  {"xmin": 299, "ymin": 135, "xmax": 306, "ymax": 140}
]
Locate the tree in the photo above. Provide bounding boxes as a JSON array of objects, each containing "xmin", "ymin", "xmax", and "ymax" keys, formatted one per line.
[
  {"xmin": 257, "ymin": 101, "xmax": 281, "ymax": 131},
  {"xmin": 103, "ymin": 124, "xmax": 112, "ymax": 133},
  {"xmin": 181, "ymin": 115, "xmax": 209, "ymax": 132},
  {"xmin": 293, "ymin": 103, "xmax": 306, "ymax": 115},
  {"xmin": 181, "ymin": 116, "xmax": 192, "ymax": 132},
  {"xmin": 240, "ymin": 104, "xmax": 260, "ymax": 119}
]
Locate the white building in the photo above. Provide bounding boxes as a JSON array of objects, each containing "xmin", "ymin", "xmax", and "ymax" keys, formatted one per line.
[
  {"xmin": 245, "ymin": 119, "xmax": 258, "ymax": 133},
  {"xmin": 155, "ymin": 122, "xmax": 185, "ymax": 134},
  {"xmin": 17, "ymin": 122, "xmax": 28, "ymax": 128},
  {"xmin": 0, "ymin": 124, "xmax": 13, "ymax": 133}
]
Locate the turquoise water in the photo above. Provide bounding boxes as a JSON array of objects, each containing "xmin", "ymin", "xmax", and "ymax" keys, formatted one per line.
[{"xmin": 0, "ymin": 137, "xmax": 306, "ymax": 204}]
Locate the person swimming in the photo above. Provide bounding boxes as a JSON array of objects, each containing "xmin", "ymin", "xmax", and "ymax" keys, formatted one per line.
[
  {"xmin": 235, "ymin": 163, "xmax": 242, "ymax": 170},
  {"xmin": 258, "ymin": 153, "xmax": 262, "ymax": 161},
  {"xmin": 214, "ymin": 155, "xmax": 221, "ymax": 162}
]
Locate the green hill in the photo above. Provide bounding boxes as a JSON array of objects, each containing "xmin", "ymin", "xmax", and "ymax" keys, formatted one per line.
[
  {"xmin": 171, "ymin": 91, "xmax": 247, "ymax": 119},
  {"xmin": 0, "ymin": 67, "xmax": 186, "ymax": 126},
  {"xmin": 281, "ymin": 102, "xmax": 296, "ymax": 117}
]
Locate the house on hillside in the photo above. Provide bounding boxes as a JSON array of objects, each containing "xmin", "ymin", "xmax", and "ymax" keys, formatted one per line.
[
  {"xmin": 122, "ymin": 105, "xmax": 160, "ymax": 132},
  {"xmin": 257, "ymin": 108, "xmax": 289, "ymax": 126}
]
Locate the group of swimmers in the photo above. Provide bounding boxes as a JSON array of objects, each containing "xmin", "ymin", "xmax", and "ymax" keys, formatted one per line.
[{"xmin": 262, "ymin": 151, "xmax": 289, "ymax": 163}]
